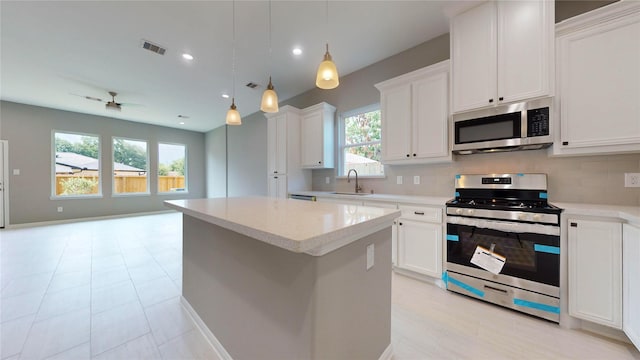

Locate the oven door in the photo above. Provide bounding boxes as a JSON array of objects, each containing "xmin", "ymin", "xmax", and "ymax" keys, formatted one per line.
[{"xmin": 446, "ymin": 216, "xmax": 560, "ymax": 288}]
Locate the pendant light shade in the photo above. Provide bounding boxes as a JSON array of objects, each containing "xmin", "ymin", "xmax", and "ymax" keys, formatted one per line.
[
  {"xmin": 315, "ymin": 43, "xmax": 339, "ymax": 89},
  {"xmin": 226, "ymin": 98, "xmax": 241, "ymax": 125},
  {"xmin": 260, "ymin": 76, "xmax": 279, "ymax": 113}
]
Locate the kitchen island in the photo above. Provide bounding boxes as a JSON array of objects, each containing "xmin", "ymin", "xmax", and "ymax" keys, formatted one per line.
[{"xmin": 165, "ymin": 197, "xmax": 400, "ymax": 360}]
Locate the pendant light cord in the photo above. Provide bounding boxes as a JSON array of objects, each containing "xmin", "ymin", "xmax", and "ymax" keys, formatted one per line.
[
  {"xmin": 325, "ymin": 0, "xmax": 329, "ymax": 45},
  {"xmin": 232, "ymin": 0, "xmax": 236, "ymax": 101},
  {"xmin": 268, "ymin": 0, "xmax": 272, "ymax": 72}
]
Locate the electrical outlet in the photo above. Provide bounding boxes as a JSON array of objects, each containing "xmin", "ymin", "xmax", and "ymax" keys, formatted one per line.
[
  {"xmin": 57, "ymin": 206, "xmax": 63, "ymax": 213},
  {"xmin": 396, "ymin": 176, "xmax": 403, "ymax": 185},
  {"xmin": 413, "ymin": 176, "xmax": 420, "ymax": 185},
  {"xmin": 325, "ymin": 176, "xmax": 330, "ymax": 184},
  {"xmin": 366, "ymin": 243, "xmax": 375, "ymax": 270},
  {"xmin": 625, "ymin": 173, "xmax": 640, "ymax": 187}
]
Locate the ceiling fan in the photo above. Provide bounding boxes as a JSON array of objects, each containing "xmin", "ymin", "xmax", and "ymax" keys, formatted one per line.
[{"xmin": 72, "ymin": 91, "xmax": 138, "ymax": 112}]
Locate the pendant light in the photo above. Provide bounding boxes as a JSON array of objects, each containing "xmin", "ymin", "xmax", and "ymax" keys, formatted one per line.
[
  {"xmin": 315, "ymin": 0, "xmax": 339, "ymax": 89},
  {"xmin": 260, "ymin": 0, "xmax": 279, "ymax": 113},
  {"xmin": 226, "ymin": 0, "xmax": 241, "ymax": 125}
]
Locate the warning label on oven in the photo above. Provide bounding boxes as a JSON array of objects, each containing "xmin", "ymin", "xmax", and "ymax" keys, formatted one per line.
[{"xmin": 471, "ymin": 245, "xmax": 506, "ymax": 275}]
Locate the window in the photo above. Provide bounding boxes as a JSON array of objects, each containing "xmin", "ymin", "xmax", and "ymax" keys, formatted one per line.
[
  {"xmin": 158, "ymin": 143, "xmax": 187, "ymax": 193},
  {"xmin": 113, "ymin": 137, "xmax": 148, "ymax": 194},
  {"xmin": 53, "ymin": 131, "xmax": 101, "ymax": 197},
  {"xmin": 339, "ymin": 105, "xmax": 384, "ymax": 177}
]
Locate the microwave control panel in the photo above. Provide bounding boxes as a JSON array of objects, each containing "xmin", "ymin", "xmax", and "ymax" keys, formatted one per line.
[{"xmin": 527, "ymin": 107, "xmax": 550, "ymax": 137}]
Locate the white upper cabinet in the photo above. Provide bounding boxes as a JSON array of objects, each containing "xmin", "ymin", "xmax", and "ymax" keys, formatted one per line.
[
  {"xmin": 376, "ymin": 60, "xmax": 451, "ymax": 165},
  {"xmin": 267, "ymin": 112, "xmax": 288, "ymax": 175},
  {"xmin": 300, "ymin": 102, "xmax": 336, "ymax": 169},
  {"xmin": 553, "ymin": 2, "xmax": 640, "ymax": 156},
  {"xmin": 451, "ymin": 0, "xmax": 554, "ymax": 113}
]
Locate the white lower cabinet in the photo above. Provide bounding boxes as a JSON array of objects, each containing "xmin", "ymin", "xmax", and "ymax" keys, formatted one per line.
[
  {"xmin": 364, "ymin": 201, "xmax": 399, "ymax": 266},
  {"xmin": 268, "ymin": 175, "xmax": 287, "ymax": 199},
  {"xmin": 568, "ymin": 218, "xmax": 622, "ymax": 329},
  {"xmin": 396, "ymin": 205, "xmax": 443, "ymax": 278},
  {"xmin": 315, "ymin": 197, "xmax": 363, "ymax": 206},
  {"xmin": 623, "ymin": 224, "xmax": 640, "ymax": 350}
]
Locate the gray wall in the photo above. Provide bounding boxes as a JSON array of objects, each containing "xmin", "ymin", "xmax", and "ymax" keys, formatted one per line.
[
  {"xmin": 227, "ymin": 112, "xmax": 268, "ymax": 197},
  {"xmin": 205, "ymin": 125, "xmax": 227, "ymax": 198},
  {"xmin": 0, "ymin": 101, "xmax": 206, "ymax": 225},
  {"xmin": 205, "ymin": 0, "xmax": 640, "ymax": 206}
]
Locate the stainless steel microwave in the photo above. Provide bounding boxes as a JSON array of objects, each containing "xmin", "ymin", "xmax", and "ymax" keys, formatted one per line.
[{"xmin": 452, "ymin": 98, "xmax": 553, "ymax": 155}]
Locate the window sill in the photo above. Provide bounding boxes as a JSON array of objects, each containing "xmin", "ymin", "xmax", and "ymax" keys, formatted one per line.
[
  {"xmin": 158, "ymin": 191, "xmax": 189, "ymax": 195},
  {"xmin": 51, "ymin": 194, "xmax": 104, "ymax": 200},
  {"xmin": 112, "ymin": 192, "xmax": 151, "ymax": 198}
]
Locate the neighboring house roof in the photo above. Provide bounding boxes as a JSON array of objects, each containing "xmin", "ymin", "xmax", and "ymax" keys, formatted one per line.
[
  {"xmin": 55, "ymin": 152, "xmax": 145, "ymax": 173},
  {"xmin": 345, "ymin": 152, "xmax": 377, "ymax": 164}
]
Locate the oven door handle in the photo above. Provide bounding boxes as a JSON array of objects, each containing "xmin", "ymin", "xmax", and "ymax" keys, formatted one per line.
[{"xmin": 447, "ymin": 216, "xmax": 560, "ymax": 236}]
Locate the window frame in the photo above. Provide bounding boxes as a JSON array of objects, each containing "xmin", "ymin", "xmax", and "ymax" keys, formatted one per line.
[
  {"xmin": 51, "ymin": 130, "xmax": 103, "ymax": 199},
  {"xmin": 111, "ymin": 136, "xmax": 150, "ymax": 197},
  {"xmin": 157, "ymin": 142, "xmax": 188, "ymax": 194},
  {"xmin": 337, "ymin": 103, "xmax": 385, "ymax": 178}
]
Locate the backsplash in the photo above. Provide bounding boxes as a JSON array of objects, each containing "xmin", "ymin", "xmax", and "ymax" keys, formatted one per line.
[{"xmin": 313, "ymin": 150, "xmax": 640, "ymax": 206}]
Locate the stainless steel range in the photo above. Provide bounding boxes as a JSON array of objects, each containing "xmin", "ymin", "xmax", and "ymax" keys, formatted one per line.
[{"xmin": 445, "ymin": 173, "xmax": 562, "ymax": 322}]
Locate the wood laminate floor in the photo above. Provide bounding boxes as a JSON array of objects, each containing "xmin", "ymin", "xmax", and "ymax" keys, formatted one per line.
[{"xmin": 1, "ymin": 212, "xmax": 638, "ymax": 359}]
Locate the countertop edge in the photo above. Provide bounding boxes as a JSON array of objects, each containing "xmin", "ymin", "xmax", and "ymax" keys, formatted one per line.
[{"xmin": 290, "ymin": 191, "xmax": 450, "ymax": 207}]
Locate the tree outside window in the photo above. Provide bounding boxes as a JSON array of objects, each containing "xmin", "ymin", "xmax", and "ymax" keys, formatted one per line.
[
  {"xmin": 53, "ymin": 132, "xmax": 101, "ymax": 197},
  {"xmin": 113, "ymin": 138, "xmax": 148, "ymax": 194},
  {"xmin": 341, "ymin": 106, "xmax": 384, "ymax": 176}
]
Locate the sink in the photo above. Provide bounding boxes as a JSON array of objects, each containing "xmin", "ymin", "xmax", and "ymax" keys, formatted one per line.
[{"xmin": 330, "ymin": 192, "xmax": 369, "ymax": 196}]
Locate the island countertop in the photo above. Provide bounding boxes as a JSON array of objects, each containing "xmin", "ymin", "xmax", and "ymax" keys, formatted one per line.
[{"xmin": 165, "ymin": 197, "xmax": 401, "ymax": 256}]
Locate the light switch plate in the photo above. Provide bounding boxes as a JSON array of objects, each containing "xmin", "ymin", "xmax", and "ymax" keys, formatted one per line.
[
  {"xmin": 396, "ymin": 176, "xmax": 403, "ymax": 185},
  {"xmin": 325, "ymin": 176, "xmax": 330, "ymax": 184},
  {"xmin": 13, "ymin": 169, "xmax": 20, "ymax": 175},
  {"xmin": 413, "ymin": 176, "xmax": 420, "ymax": 185},
  {"xmin": 57, "ymin": 206, "xmax": 63, "ymax": 213},
  {"xmin": 366, "ymin": 244, "xmax": 374, "ymax": 270}
]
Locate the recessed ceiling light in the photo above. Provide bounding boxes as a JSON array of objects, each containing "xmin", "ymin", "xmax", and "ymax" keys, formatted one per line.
[
  {"xmin": 182, "ymin": 53, "xmax": 194, "ymax": 60},
  {"xmin": 292, "ymin": 47, "xmax": 303, "ymax": 56},
  {"xmin": 221, "ymin": 93, "xmax": 230, "ymax": 99},
  {"xmin": 179, "ymin": 121, "xmax": 185, "ymax": 125}
]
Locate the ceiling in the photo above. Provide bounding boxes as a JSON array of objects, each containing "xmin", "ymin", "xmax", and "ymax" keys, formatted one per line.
[{"xmin": 0, "ymin": 1, "xmax": 456, "ymax": 133}]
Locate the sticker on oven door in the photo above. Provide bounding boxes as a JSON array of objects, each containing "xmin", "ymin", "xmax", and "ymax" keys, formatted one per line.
[{"xmin": 471, "ymin": 245, "xmax": 506, "ymax": 275}]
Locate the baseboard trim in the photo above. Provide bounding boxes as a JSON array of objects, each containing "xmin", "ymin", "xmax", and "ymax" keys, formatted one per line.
[
  {"xmin": 378, "ymin": 343, "xmax": 394, "ymax": 360},
  {"xmin": 4, "ymin": 210, "xmax": 176, "ymax": 229},
  {"xmin": 180, "ymin": 296, "xmax": 233, "ymax": 360}
]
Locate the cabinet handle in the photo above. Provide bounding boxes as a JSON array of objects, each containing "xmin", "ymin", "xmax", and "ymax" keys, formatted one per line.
[
  {"xmin": 570, "ymin": 222, "xmax": 577, "ymax": 227},
  {"xmin": 274, "ymin": 171, "xmax": 278, "ymax": 174},
  {"xmin": 399, "ymin": 222, "xmax": 403, "ymax": 226},
  {"xmin": 489, "ymin": 99, "xmax": 494, "ymax": 103},
  {"xmin": 414, "ymin": 211, "xmax": 424, "ymax": 215},
  {"xmin": 318, "ymin": 161, "xmax": 322, "ymax": 164},
  {"xmin": 413, "ymin": 153, "xmax": 416, "ymax": 157},
  {"xmin": 562, "ymin": 141, "xmax": 569, "ymax": 146},
  {"xmin": 274, "ymin": 176, "xmax": 278, "ymax": 179},
  {"xmin": 406, "ymin": 154, "xmax": 410, "ymax": 158},
  {"xmin": 499, "ymin": 97, "xmax": 504, "ymax": 101}
]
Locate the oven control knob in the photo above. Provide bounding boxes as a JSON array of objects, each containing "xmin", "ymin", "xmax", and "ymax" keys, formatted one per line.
[
  {"xmin": 466, "ymin": 209, "xmax": 474, "ymax": 215},
  {"xmin": 455, "ymin": 208, "xmax": 463, "ymax": 215},
  {"xmin": 532, "ymin": 214, "xmax": 542, "ymax": 221}
]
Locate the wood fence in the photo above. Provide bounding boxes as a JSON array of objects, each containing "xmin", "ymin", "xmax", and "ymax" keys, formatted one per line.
[{"xmin": 55, "ymin": 175, "xmax": 185, "ymax": 195}]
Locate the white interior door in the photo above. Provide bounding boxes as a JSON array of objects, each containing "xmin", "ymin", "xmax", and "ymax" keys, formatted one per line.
[{"xmin": 0, "ymin": 141, "xmax": 6, "ymax": 228}]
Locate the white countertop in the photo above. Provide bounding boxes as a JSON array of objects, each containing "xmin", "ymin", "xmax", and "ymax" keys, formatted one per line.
[{"xmin": 165, "ymin": 197, "xmax": 401, "ymax": 256}]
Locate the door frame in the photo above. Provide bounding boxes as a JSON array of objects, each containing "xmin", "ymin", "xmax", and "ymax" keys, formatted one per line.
[{"xmin": 1, "ymin": 140, "xmax": 8, "ymax": 228}]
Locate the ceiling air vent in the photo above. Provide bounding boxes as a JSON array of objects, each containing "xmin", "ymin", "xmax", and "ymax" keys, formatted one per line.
[
  {"xmin": 141, "ymin": 39, "xmax": 166, "ymax": 55},
  {"xmin": 245, "ymin": 82, "xmax": 259, "ymax": 89}
]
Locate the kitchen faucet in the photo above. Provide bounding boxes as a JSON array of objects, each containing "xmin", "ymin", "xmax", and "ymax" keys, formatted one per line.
[{"xmin": 347, "ymin": 169, "xmax": 362, "ymax": 193}]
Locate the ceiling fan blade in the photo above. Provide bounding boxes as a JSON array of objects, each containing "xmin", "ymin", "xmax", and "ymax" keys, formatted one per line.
[{"xmin": 70, "ymin": 93, "xmax": 104, "ymax": 102}]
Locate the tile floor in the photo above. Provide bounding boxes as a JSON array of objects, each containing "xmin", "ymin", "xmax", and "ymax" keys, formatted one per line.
[{"xmin": 1, "ymin": 212, "xmax": 639, "ymax": 359}]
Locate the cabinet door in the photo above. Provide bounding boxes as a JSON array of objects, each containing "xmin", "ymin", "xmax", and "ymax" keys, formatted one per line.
[
  {"xmin": 568, "ymin": 219, "xmax": 622, "ymax": 328},
  {"xmin": 267, "ymin": 115, "xmax": 287, "ymax": 174},
  {"xmin": 497, "ymin": 0, "xmax": 552, "ymax": 104},
  {"xmin": 301, "ymin": 111, "xmax": 323, "ymax": 168},
  {"xmin": 267, "ymin": 175, "xmax": 287, "ymax": 199},
  {"xmin": 364, "ymin": 201, "xmax": 399, "ymax": 266},
  {"xmin": 412, "ymin": 72, "xmax": 449, "ymax": 159},
  {"xmin": 451, "ymin": 1, "xmax": 497, "ymax": 113},
  {"xmin": 397, "ymin": 219, "xmax": 442, "ymax": 278},
  {"xmin": 623, "ymin": 224, "xmax": 640, "ymax": 350},
  {"xmin": 380, "ymin": 84, "xmax": 412, "ymax": 162},
  {"xmin": 557, "ymin": 11, "xmax": 640, "ymax": 151}
]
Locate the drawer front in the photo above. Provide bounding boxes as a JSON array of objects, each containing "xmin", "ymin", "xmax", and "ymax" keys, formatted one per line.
[{"xmin": 398, "ymin": 205, "xmax": 442, "ymax": 223}]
